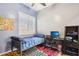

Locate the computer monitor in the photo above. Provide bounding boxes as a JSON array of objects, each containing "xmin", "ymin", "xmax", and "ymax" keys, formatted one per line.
[{"xmin": 51, "ymin": 31, "xmax": 60, "ymax": 39}]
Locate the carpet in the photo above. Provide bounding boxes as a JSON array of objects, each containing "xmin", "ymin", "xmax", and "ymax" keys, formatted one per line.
[{"xmin": 2, "ymin": 45, "xmax": 61, "ymax": 56}]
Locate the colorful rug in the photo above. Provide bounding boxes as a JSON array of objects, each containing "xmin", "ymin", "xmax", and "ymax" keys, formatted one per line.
[
  {"xmin": 2, "ymin": 45, "xmax": 61, "ymax": 56},
  {"xmin": 35, "ymin": 45, "xmax": 60, "ymax": 56}
]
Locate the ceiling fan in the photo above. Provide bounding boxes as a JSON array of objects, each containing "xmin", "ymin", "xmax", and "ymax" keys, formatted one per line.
[{"xmin": 32, "ymin": 3, "xmax": 46, "ymax": 6}]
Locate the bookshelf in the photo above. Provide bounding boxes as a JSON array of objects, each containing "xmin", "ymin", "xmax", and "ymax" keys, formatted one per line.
[{"xmin": 63, "ymin": 26, "xmax": 79, "ymax": 56}]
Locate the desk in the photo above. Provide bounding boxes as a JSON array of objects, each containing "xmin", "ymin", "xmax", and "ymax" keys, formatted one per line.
[{"xmin": 44, "ymin": 35, "xmax": 63, "ymax": 52}]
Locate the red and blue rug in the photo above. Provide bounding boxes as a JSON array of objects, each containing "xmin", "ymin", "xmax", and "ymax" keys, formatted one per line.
[
  {"xmin": 2, "ymin": 45, "xmax": 61, "ymax": 56},
  {"xmin": 24, "ymin": 45, "xmax": 61, "ymax": 56}
]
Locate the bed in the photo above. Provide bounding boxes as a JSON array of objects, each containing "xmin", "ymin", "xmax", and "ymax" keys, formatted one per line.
[{"xmin": 10, "ymin": 34, "xmax": 45, "ymax": 55}]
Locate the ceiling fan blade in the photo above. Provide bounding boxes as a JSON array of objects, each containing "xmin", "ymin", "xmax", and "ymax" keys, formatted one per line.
[
  {"xmin": 32, "ymin": 3, "xmax": 35, "ymax": 6},
  {"xmin": 41, "ymin": 3, "xmax": 46, "ymax": 6}
]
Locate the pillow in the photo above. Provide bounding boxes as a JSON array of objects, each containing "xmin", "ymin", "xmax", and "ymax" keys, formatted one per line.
[{"xmin": 33, "ymin": 34, "xmax": 45, "ymax": 38}]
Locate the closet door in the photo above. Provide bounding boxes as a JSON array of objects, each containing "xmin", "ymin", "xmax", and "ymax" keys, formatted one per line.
[{"xmin": 18, "ymin": 12, "xmax": 36, "ymax": 35}]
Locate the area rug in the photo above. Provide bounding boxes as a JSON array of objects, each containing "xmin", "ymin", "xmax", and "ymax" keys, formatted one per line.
[{"xmin": 2, "ymin": 45, "xmax": 61, "ymax": 56}]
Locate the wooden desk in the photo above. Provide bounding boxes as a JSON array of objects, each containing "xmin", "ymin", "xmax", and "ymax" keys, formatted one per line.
[{"xmin": 44, "ymin": 35, "xmax": 63, "ymax": 51}]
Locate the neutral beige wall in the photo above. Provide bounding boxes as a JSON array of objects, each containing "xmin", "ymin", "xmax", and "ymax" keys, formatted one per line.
[{"xmin": 37, "ymin": 3, "xmax": 79, "ymax": 38}]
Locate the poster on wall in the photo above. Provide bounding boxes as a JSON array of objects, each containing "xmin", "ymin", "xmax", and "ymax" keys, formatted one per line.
[{"xmin": 0, "ymin": 16, "xmax": 15, "ymax": 31}]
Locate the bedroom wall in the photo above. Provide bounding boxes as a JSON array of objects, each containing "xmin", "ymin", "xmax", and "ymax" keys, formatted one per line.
[
  {"xmin": 0, "ymin": 3, "xmax": 37, "ymax": 53},
  {"xmin": 37, "ymin": 3, "xmax": 79, "ymax": 38}
]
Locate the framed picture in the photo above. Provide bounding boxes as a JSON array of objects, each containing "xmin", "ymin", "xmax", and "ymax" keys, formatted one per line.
[{"xmin": 0, "ymin": 16, "xmax": 15, "ymax": 31}]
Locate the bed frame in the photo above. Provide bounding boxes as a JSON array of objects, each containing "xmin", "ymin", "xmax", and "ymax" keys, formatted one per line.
[
  {"xmin": 10, "ymin": 36, "xmax": 44, "ymax": 56},
  {"xmin": 10, "ymin": 36, "xmax": 24, "ymax": 55}
]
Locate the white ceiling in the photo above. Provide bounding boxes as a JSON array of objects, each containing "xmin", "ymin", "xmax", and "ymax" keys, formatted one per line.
[{"xmin": 23, "ymin": 3, "xmax": 53, "ymax": 11}]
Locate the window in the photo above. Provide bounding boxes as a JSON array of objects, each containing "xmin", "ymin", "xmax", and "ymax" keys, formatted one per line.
[{"xmin": 18, "ymin": 12, "xmax": 36, "ymax": 35}]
